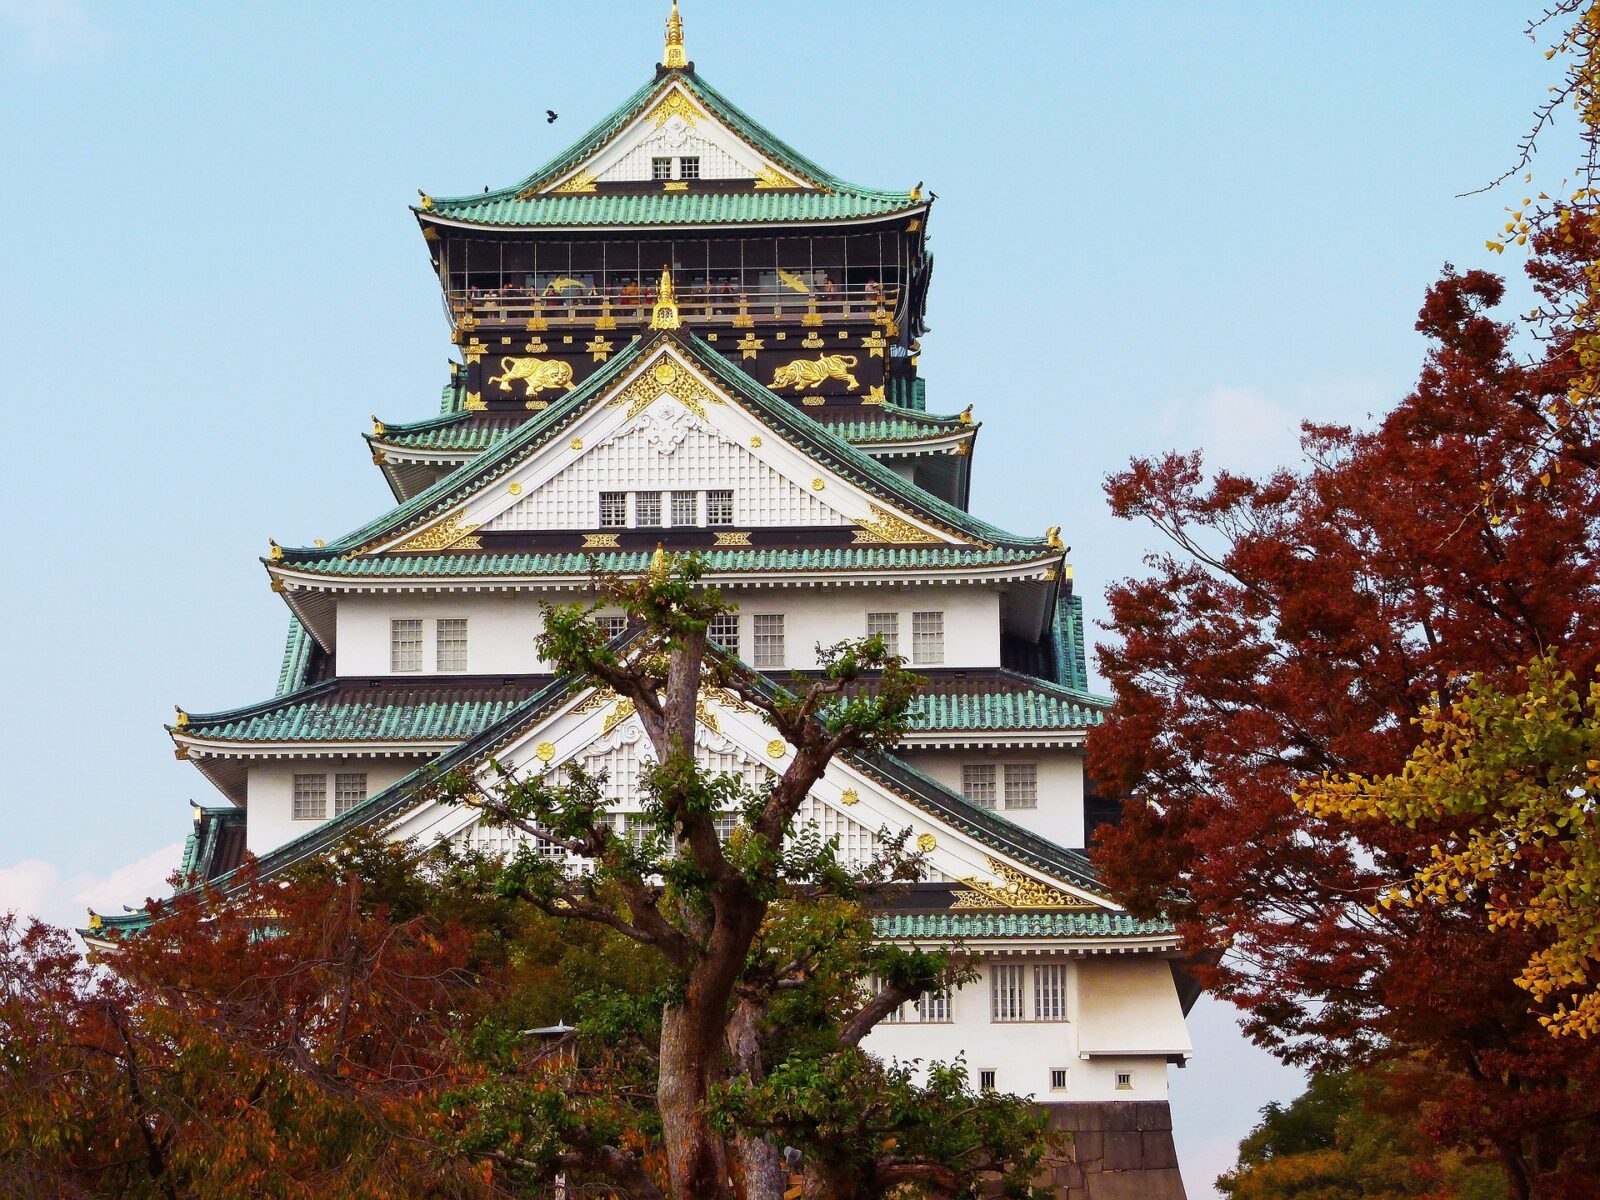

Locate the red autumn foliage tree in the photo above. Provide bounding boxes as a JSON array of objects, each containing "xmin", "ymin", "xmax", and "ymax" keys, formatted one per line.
[{"xmin": 1087, "ymin": 226, "xmax": 1600, "ymax": 1199}]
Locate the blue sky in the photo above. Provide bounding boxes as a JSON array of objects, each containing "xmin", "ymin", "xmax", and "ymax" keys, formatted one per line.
[{"xmin": 0, "ymin": 1, "xmax": 1572, "ymax": 1193}]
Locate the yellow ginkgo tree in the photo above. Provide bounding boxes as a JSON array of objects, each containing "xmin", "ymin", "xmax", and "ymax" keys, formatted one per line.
[{"xmin": 1299, "ymin": 653, "xmax": 1600, "ymax": 1038}]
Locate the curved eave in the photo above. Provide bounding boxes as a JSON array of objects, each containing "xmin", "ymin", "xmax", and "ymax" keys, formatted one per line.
[
  {"xmin": 875, "ymin": 934, "xmax": 1184, "ymax": 955},
  {"xmin": 415, "ymin": 202, "xmax": 928, "ymax": 235}
]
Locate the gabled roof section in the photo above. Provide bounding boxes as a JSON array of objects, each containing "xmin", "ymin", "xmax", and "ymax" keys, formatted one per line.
[{"xmin": 418, "ymin": 70, "xmax": 924, "ymax": 230}]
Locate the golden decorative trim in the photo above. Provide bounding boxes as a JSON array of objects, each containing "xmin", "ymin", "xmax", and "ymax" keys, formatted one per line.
[
  {"xmin": 916, "ymin": 833, "xmax": 937, "ymax": 852},
  {"xmin": 713, "ymin": 530, "xmax": 752, "ymax": 546},
  {"xmin": 694, "ymin": 699, "xmax": 720, "ymax": 734},
  {"xmin": 609, "ymin": 350, "xmax": 722, "ymax": 420},
  {"xmin": 270, "ymin": 577, "xmax": 286, "ymax": 593},
  {"xmin": 1045, "ymin": 525, "xmax": 1064, "ymax": 551},
  {"xmin": 551, "ymin": 170, "xmax": 598, "ymax": 194},
  {"xmin": 736, "ymin": 333, "xmax": 764, "ymax": 360},
  {"xmin": 1043, "ymin": 567, "xmax": 1059, "ymax": 582},
  {"xmin": 801, "ymin": 332, "xmax": 825, "ymax": 349},
  {"xmin": 801, "ymin": 308, "xmax": 823, "ymax": 327},
  {"xmin": 487, "ymin": 355, "xmax": 575, "ymax": 399},
  {"xmin": 810, "ymin": 478, "xmax": 825, "ymax": 491},
  {"xmin": 525, "ymin": 337, "xmax": 549, "ymax": 353},
  {"xmin": 732, "ymin": 311, "xmax": 754, "ymax": 328},
  {"xmin": 563, "ymin": 336, "xmax": 572, "ymax": 344},
  {"xmin": 863, "ymin": 384, "xmax": 886, "ymax": 405},
  {"xmin": 526, "ymin": 316, "xmax": 549, "ymax": 331},
  {"xmin": 851, "ymin": 504, "xmax": 939, "ymax": 545},
  {"xmin": 706, "ymin": 333, "xmax": 718, "ymax": 341},
  {"xmin": 766, "ymin": 739, "xmax": 786, "ymax": 759},
  {"xmin": 535, "ymin": 741, "xmax": 556, "ymax": 762},
  {"xmin": 422, "ymin": 226, "xmax": 439, "ymax": 241},
  {"xmin": 464, "ymin": 340, "xmax": 487, "ymax": 363},
  {"xmin": 582, "ymin": 532, "xmax": 620, "ymax": 548},
  {"xmin": 861, "ymin": 333, "xmax": 887, "ymax": 358},
  {"xmin": 749, "ymin": 436, "xmax": 762, "ymax": 448},
  {"xmin": 662, "ymin": 180, "xmax": 689, "ymax": 192},
  {"xmin": 570, "ymin": 438, "xmax": 584, "ymax": 450},
  {"xmin": 951, "ymin": 857, "xmax": 1100, "ymax": 911},
  {"xmin": 649, "ymin": 88, "xmax": 700, "ymax": 127},
  {"xmin": 650, "ymin": 268, "xmax": 681, "ymax": 330},
  {"xmin": 603, "ymin": 699, "xmax": 637, "ymax": 734},
  {"xmin": 527, "ymin": 399, "xmax": 550, "ymax": 411},
  {"xmin": 837, "ymin": 329, "xmax": 849, "ymax": 339},
  {"xmin": 463, "ymin": 392, "xmax": 486, "ymax": 411},
  {"xmin": 372, "ymin": 449, "xmax": 387, "ymax": 465},
  {"xmin": 770, "ymin": 353, "xmax": 860, "ymax": 393},
  {"xmin": 587, "ymin": 335, "xmax": 615, "ymax": 362},
  {"xmin": 508, "ymin": 482, "xmax": 523, "ymax": 496},
  {"xmin": 840, "ymin": 788, "xmax": 859, "ymax": 806},
  {"xmin": 391, "ymin": 513, "xmax": 483, "ymax": 554},
  {"xmin": 907, "ymin": 218, "xmax": 922, "ymax": 232},
  {"xmin": 754, "ymin": 165, "xmax": 801, "ymax": 190},
  {"xmin": 801, "ymin": 395, "xmax": 826, "ymax": 406},
  {"xmin": 952, "ymin": 440, "xmax": 971, "ymax": 457}
]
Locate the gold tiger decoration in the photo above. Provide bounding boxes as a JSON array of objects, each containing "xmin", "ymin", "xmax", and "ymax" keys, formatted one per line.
[
  {"xmin": 487, "ymin": 356, "xmax": 575, "ymax": 398},
  {"xmin": 769, "ymin": 353, "xmax": 860, "ymax": 393}
]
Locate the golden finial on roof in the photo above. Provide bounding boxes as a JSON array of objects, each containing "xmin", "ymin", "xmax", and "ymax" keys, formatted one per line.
[
  {"xmin": 87, "ymin": 908, "xmax": 103, "ymax": 931},
  {"xmin": 174, "ymin": 705, "xmax": 189, "ymax": 728},
  {"xmin": 650, "ymin": 542, "xmax": 670, "ymax": 580},
  {"xmin": 663, "ymin": 0, "xmax": 687, "ymax": 69},
  {"xmin": 1045, "ymin": 525, "xmax": 1065, "ymax": 551},
  {"xmin": 959, "ymin": 404, "xmax": 974, "ymax": 425},
  {"xmin": 650, "ymin": 267, "xmax": 681, "ymax": 329},
  {"xmin": 268, "ymin": 538, "xmax": 283, "ymax": 561}
]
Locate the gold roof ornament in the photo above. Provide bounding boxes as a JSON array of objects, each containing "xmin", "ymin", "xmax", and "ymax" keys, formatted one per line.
[
  {"xmin": 268, "ymin": 538, "xmax": 283, "ymax": 561},
  {"xmin": 174, "ymin": 706, "xmax": 189, "ymax": 728},
  {"xmin": 662, "ymin": 0, "xmax": 686, "ymax": 69},
  {"xmin": 87, "ymin": 908, "xmax": 103, "ymax": 932},
  {"xmin": 650, "ymin": 268, "xmax": 681, "ymax": 330},
  {"xmin": 1045, "ymin": 525, "xmax": 1065, "ymax": 551},
  {"xmin": 649, "ymin": 542, "xmax": 670, "ymax": 580}
]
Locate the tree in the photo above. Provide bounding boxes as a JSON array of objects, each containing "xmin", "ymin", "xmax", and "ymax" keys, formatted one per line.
[
  {"xmin": 1087, "ymin": 231, "xmax": 1600, "ymax": 1197},
  {"xmin": 433, "ymin": 553, "xmax": 1053, "ymax": 1200}
]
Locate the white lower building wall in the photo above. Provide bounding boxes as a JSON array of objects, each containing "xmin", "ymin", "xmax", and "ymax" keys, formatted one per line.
[
  {"xmin": 861, "ymin": 956, "xmax": 1187, "ymax": 1102},
  {"xmin": 333, "ymin": 585, "xmax": 1002, "ymax": 676},
  {"xmin": 245, "ymin": 758, "xmax": 424, "ymax": 856},
  {"xmin": 896, "ymin": 748, "xmax": 1085, "ymax": 848}
]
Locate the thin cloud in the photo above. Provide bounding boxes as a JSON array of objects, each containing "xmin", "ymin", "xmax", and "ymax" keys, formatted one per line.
[
  {"xmin": 0, "ymin": 843, "xmax": 182, "ymax": 933},
  {"xmin": 0, "ymin": 0, "xmax": 108, "ymax": 62}
]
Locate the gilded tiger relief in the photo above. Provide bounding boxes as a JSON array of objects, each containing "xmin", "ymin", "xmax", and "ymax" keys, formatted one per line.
[
  {"xmin": 487, "ymin": 356, "xmax": 576, "ymax": 397},
  {"xmin": 770, "ymin": 353, "xmax": 860, "ymax": 393}
]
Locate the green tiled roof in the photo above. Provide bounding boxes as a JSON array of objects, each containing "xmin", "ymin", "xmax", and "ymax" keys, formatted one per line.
[
  {"xmin": 276, "ymin": 618, "xmax": 315, "ymax": 696},
  {"xmin": 887, "ymin": 376, "xmax": 927, "ymax": 412},
  {"xmin": 180, "ymin": 679, "xmax": 534, "ymax": 744},
  {"xmin": 1052, "ymin": 593, "xmax": 1091, "ymax": 693},
  {"xmin": 277, "ymin": 330, "xmax": 1053, "ymax": 574},
  {"xmin": 825, "ymin": 406, "xmax": 972, "ymax": 445},
  {"xmin": 872, "ymin": 912, "xmax": 1174, "ymax": 939},
  {"xmin": 907, "ymin": 675, "xmax": 1106, "ymax": 733},
  {"xmin": 371, "ymin": 412, "xmax": 522, "ymax": 454},
  {"xmin": 423, "ymin": 72, "xmax": 920, "ymax": 230}
]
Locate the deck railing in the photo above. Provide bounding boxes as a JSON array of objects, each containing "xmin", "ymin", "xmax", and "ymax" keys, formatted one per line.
[{"xmin": 447, "ymin": 285, "xmax": 900, "ymax": 331}]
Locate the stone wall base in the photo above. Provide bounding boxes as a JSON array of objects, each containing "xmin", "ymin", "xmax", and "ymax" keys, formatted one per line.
[{"xmin": 1034, "ymin": 1101, "xmax": 1188, "ymax": 1200}]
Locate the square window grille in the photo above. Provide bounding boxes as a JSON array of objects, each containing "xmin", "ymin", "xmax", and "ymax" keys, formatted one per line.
[
  {"xmin": 706, "ymin": 489, "xmax": 735, "ymax": 526},
  {"xmin": 1034, "ymin": 963, "xmax": 1068, "ymax": 1021},
  {"xmin": 713, "ymin": 813, "xmax": 739, "ymax": 842},
  {"xmin": 1050, "ymin": 1068, "xmax": 1069, "ymax": 1091},
  {"xmin": 390, "ymin": 619, "xmax": 423, "ymax": 672},
  {"xmin": 962, "ymin": 764, "xmax": 997, "ymax": 810},
  {"xmin": 866, "ymin": 612, "xmax": 900, "ymax": 657},
  {"xmin": 292, "ymin": 773, "xmax": 327, "ymax": 821},
  {"xmin": 597, "ymin": 615, "xmax": 628, "ymax": 642},
  {"xmin": 334, "ymin": 773, "xmax": 367, "ymax": 817},
  {"xmin": 436, "ymin": 618, "xmax": 468, "ymax": 672},
  {"xmin": 708, "ymin": 614, "xmax": 739, "ymax": 655},
  {"xmin": 1004, "ymin": 763, "xmax": 1038, "ymax": 810},
  {"xmin": 599, "ymin": 492, "xmax": 628, "ymax": 527},
  {"xmin": 990, "ymin": 964, "xmax": 1025, "ymax": 1022},
  {"xmin": 635, "ymin": 491, "xmax": 662, "ymax": 527},
  {"xmin": 678, "ymin": 156, "xmax": 700, "ymax": 180},
  {"xmin": 651, "ymin": 156, "xmax": 672, "ymax": 180},
  {"xmin": 1116, "ymin": 1071, "xmax": 1134, "ymax": 1091},
  {"xmin": 911, "ymin": 611, "xmax": 944, "ymax": 665},
  {"xmin": 918, "ymin": 990, "xmax": 952, "ymax": 1023},
  {"xmin": 752, "ymin": 614, "xmax": 785, "ymax": 668},
  {"xmin": 671, "ymin": 490, "xmax": 699, "ymax": 526},
  {"xmin": 979, "ymin": 1069, "xmax": 997, "ymax": 1093}
]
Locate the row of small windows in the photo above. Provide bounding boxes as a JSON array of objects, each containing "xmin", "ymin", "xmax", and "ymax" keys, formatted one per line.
[
  {"xmin": 293, "ymin": 772, "xmax": 368, "ymax": 821},
  {"xmin": 392, "ymin": 617, "xmax": 468, "ymax": 673},
  {"xmin": 600, "ymin": 489, "xmax": 734, "ymax": 528},
  {"xmin": 651, "ymin": 154, "xmax": 700, "ymax": 180},
  {"xmin": 961, "ymin": 763, "xmax": 1038, "ymax": 811},
  {"xmin": 709, "ymin": 611, "xmax": 946, "ymax": 668},
  {"xmin": 874, "ymin": 963, "xmax": 1069, "ymax": 1025},
  {"xmin": 973, "ymin": 1068, "xmax": 1130, "ymax": 1094}
]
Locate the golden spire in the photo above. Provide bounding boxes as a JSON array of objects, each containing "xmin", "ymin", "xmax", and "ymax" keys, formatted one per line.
[
  {"xmin": 650, "ymin": 267, "xmax": 681, "ymax": 329},
  {"xmin": 650, "ymin": 542, "xmax": 670, "ymax": 580},
  {"xmin": 662, "ymin": 0, "xmax": 686, "ymax": 69}
]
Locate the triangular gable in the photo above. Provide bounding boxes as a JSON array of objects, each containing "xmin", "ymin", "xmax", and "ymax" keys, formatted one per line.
[{"xmin": 539, "ymin": 79, "xmax": 813, "ymax": 195}]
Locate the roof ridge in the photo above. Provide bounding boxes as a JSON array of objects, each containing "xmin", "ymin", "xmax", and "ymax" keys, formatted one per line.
[{"xmin": 180, "ymin": 676, "xmax": 341, "ymax": 729}]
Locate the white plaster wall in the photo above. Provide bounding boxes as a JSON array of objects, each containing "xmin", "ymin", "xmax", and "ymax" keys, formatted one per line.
[
  {"xmin": 333, "ymin": 585, "xmax": 1002, "ymax": 675},
  {"xmin": 246, "ymin": 758, "xmax": 423, "ymax": 856},
  {"xmin": 862, "ymin": 958, "xmax": 1177, "ymax": 1102},
  {"xmin": 898, "ymin": 748, "xmax": 1085, "ymax": 848}
]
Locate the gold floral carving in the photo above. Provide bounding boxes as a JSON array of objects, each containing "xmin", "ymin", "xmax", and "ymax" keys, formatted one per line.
[
  {"xmin": 851, "ymin": 504, "xmax": 939, "ymax": 545},
  {"xmin": 810, "ymin": 478, "xmax": 825, "ymax": 491},
  {"xmin": 801, "ymin": 332, "xmax": 825, "ymax": 349},
  {"xmin": 863, "ymin": 385, "xmax": 886, "ymax": 405},
  {"xmin": 754, "ymin": 165, "xmax": 801, "ymax": 190},
  {"xmin": 587, "ymin": 336, "xmax": 615, "ymax": 362},
  {"xmin": 508, "ymin": 482, "xmax": 523, "ymax": 496},
  {"xmin": 860, "ymin": 333, "xmax": 887, "ymax": 359},
  {"xmin": 840, "ymin": 788, "xmax": 860, "ymax": 806},
  {"xmin": 602, "ymin": 699, "xmax": 637, "ymax": 734},
  {"xmin": 695, "ymin": 700, "xmax": 720, "ymax": 734},
  {"xmin": 583, "ymin": 533, "xmax": 620, "ymax": 548},
  {"xmin": 916, "ymin": 833, "xmax": 937, "ymax": 852},
  {"xmin": 766, "ymin": 739, "xmax": 786, "ymax": 759},
  {"xmin": 390, "ymin": 513, "xmax": 483, "ymax": 554},
  {"xmin": 950, "ymin": 857, "xmax": 1100, "ymax": 911},
  {"xmin": 609, "ymin": 351, "xmax": 721, "ymax": 420},
  {"xmin": 463, "ymin": 392, "xmax": 487, "ymax": 411},
  {"xmin": 535, "ymin": 742, "xmax": 556, "ymax": 762},
  {"xmin": 801, "ymin": 308, "xmax": 823, "ymax": 327},
  {"xmin": 732, "ymin": 311, "xmax": 754, "ymax": 329},
  {"xmin": 663, "ymin": 180, "xmax": 688, "ymax": 192},
  {"xmin": 649, "ymin": 90, "xmax": 702, "ymax": 127},
  {"xmin": 713, "ymin": 531, "xmax": 752, "ymax": 546},
  {"xmin": 736, "ymin": 334, "xmax": 764, "ymax": 360},
  {"xmin": 551, "ymin": 170, "xmax": 598, "ymax": 194},
  {"xmin": 749, "ymin": 436, "xmax": 762, "ymax": 448}
]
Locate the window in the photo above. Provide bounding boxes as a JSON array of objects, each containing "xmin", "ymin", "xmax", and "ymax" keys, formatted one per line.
[
  {"xmin": 1004, "ymin": 763, "xmax": 1038, "ymax": 810},
  {"xmin": 623, "ymin": 813, "xmax": 672, "ymax": 853},
  {"xmin": 599, "ymin": 491, "xmax": 628, "ymax": 527},
  {"xmin": 436, "ymin": 618, "xmax": 468, "ymax": 672},
  {"xmin": 1050, "ymin": 1068, "xmax": 1069, "ymax": 1092},
  {"xmin": 911, "ymin": 611, "xmax": 944, "ymax": 665},
  {"xmin": 635, "ymin": 491, "xmax": 662, "ymax": 527},
  {"xmin": 962, "ymin": 764, "xmax": 997, "ymax": 810},
  {"xmin": 671, "ymin": 490, "xmax": 698, "ymax": 526},
  {"xmin": 990, "ymin": 964, "xmax": 1025, "ymax": 1022},
  {"xmin": 597, "ymin": 614, "xmax": 628, "ymax": 641},
  {"xmin": 390, "ymin": 618, "xmax": 423, "ymax": 672},
  {"xmin": 708, "ymin": 614, "xmax": 739, "ymax": 655},
  {"xmin": 706, "ymin": 489, "xmax": 735, "ymax": 526},
  {"xmin": 292, "ymin": 774, "xmax": 327, "ymax": 821},
  {"xmin": 678, "ymin": 155, "xmax": 700, "ymax": 180},
  {"xmin": 1116, "ymin": 1071, "xmax": 1133, "ymax": 1091},
  {"xmin": 978, "ymin": 1069, "xmax": 997, "ymax": 1093},
  {"xmin": 1034, "ymin": 963, "xmax": 1068, "ymax": 1021},
  {"xmin": 652, "ymin": 156, "xmax": 672, "ymax": 180},
  {"xmin": 334, "ymin": 772, "xmax": 368, "ymax": 817},
  {"xmin": 866, "ymin": 612, "xmax": 899, "ymax": 656},
  {"xmin": 916, "ymin": 990, "xmax": 952, "ymax": 1023},
  {"xmin": 752, "ymin": 614, "xmax": 785, "ymax": 668},
  {"xmin": 713, "ymin": 813, "xmax": 739, "ymax": 842}
]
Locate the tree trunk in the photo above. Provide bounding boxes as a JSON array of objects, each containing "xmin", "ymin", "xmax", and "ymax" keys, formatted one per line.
[
  {"xmin": 725, "ymin": 999, "xmax": 786, "ymax": 1200},
  {"xmin": 659, "ymin": 1003, "xmax": 731, "ymax": 1200}
]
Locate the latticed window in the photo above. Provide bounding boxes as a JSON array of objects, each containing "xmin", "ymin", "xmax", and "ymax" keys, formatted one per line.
[
  {"xmin": 713, "ymin": 813, "xmax": 739, "ymax": 842},
  {"xmin": 635, "ymin": 491, "xmax": 662, "ymax": 527},
  {"xmin": 599, "ymin": 491, "xmax": 628, "ymax": 527},
  {"xmin": 866, "ymin": 612, "xmax": 899, "ymax": 656},
  {"xmin": 1034, "ymin": 963, "xmax": 1068, "ymax": 1021},
  {"xmin": 911, "ymin": 611, "xmax": 944, "ymax": 664},
  {"xmin": 390, "ymin": 619, "xmax": 423, "ymax": 672},
  {"xmin": 436, "ymin": 618, "xmax": 468, "ymax": 672},
  {"xmin": 1050, "ymin": 1068, "xmax": 1069, "ymax": 1091},
  {"xmin": 671, "ymin": 490, "xmax": 699, "ymax": 526},
  {"xmin": 651, "ymin": 156, "xmax": 672, "ymax": 180},
  {"xmin": 334, "ymin": 772, "xmax": 367, "ymax": 817},
  {"xmin": 990, "ymin": 964, "xmax": 1025, "ymax": 1022},
  {"xmin": 292, "ymin": 774, "xmax": 327, "ymax": 821},
  {"xmin": 679, "ymin": 155, "xmax": 700, "ymax": 179},
  {"xmin": 916, "ymin": 990, "xmax": 952, "ymax": 1023},
  {"xmin": 1004, "ymin": 763, "xmax": 1038, "ymax": 810},
  {"xmin": 708, "ymin": 614, "xmax": 739, "ymax": 655},
  {"xmin": 962, "ymin": 764, "xmax": 997, "ymax": 809},
  {"xmin": 979, "ymin": 1069, "xmax": 997, "ymax": 1092},
  {"xmin": 706, "ymin": 489, "xmax": 735, "ymax": 526},
  {"xmin": 597, "ymin": 615, "xmax": 628, "ymax": 641},
  {"xmin": 752, "ymin": 614, "xmax": 785, "ymax": 667}
]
